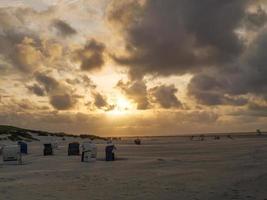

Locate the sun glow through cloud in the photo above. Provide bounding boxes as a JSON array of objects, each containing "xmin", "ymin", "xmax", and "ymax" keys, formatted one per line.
[{"xmin": 107, "ymin": 96, "xmax": 134, "ymax": 116}]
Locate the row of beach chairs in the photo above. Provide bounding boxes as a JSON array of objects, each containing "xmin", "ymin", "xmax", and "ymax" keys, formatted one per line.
[{"xmin": 0, "ymin": 141, "xmax": 116, "ymax": 165}]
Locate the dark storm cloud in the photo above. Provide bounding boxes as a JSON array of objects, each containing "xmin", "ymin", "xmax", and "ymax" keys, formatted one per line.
[
  {"xmin": 49, "ymin": 93, "xmax": 77, "ymax": 110},
  {"xmin": 117, "ymin": 79, "xmax": 150, "ymax": 110},
  {"xmin": 35, "ymin": 73, "xmax": 59, "ymax": 92},
  {"xmin": 108, "ymin": 0, "xmax": 250, "ymax": 79},
  {"xmin": 27, "ymin": 84, "xmax": 46, "ymax": 96},
  {"xmin": 81, "ymin": 75, "xmax": 97, "ymax": 89},
  {"xmin": 108, "ymin": 0, "xmax": 267, "ymax": 109},
  {"xmin": 84, "ymin": 90, "xmax": 114, "ymax": 111},
  {"xmin": 187, "ymin": 73, "xmax": 249, "ymax": 106},
  {"xmin": 93, "ymin": 92, "xmax": 109, "ymax": 109},
  {"xmin": 150, "ymin": 85, "xmax": 182, "ymax": 109},
  {"xmin": 117, "ymin": 81, "xmax": 183, "ymax": 110},
  {"xmin": 188, "ymin": 27, "xmax": 267, "ymax": 105},
  {"xmin": 74, "ymin": 39, "xmax": 106, "ymax": 71},
  {"xmin": 241, "ymin": 29, "xmax": 267, "ymax": 97},
  {"xmin": 52, "ymin": 19, "xmax": 77, "ymax": 37},
  {"xmin": 108, "ymin": 0, "xmax": 265, "ymax": 106},
  {"xmin": 34, "ymin": 73, "xmax": 77, "ymax": 110}
]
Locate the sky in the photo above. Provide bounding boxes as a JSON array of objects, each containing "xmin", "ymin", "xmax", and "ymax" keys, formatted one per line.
[{"xmin": 0, "ymin": 0, "xmax": 267, "ymax": 136}]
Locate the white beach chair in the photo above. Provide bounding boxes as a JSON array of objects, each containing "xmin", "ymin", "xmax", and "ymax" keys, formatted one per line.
[
  {"xmin": 81, "ymin": 141, "xmax": 97, "ymax": 162},
  {"xmin": 3, "ymin": 145, "xmax": 22, "ymax": 164}
]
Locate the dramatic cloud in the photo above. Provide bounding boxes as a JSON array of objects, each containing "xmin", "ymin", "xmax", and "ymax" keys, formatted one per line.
[
  {"xmin": 107, "ymin": 0, "xmax": 267, "ymax": 108},
  {"xmin": 36, "ymin": 73, "xmax": 59, "ymax": 93},
  {"xmin": 27, "ymin": 84, "xmax": 46, "ymax": 96},
  {"xmin": 74, "ymin": 39, "xmax": 106, "ymax": 71},
  {"xmin": 0, "ymin": 28, "xmax": 39, "ymax": 72},
  {"xmin": 49, "ymin": 93, "xmax": 77, "ymax": 110},
  {"xmin": 0, "ymin": 32, "xmax": 59, "ymax": 74},
  {"xmin": 92, "ymin": 92, "xmax": 114, "ymax": 111},
  {"xmin": 150, "ymin": 85, "xmax": 182, "ymax": 109},
  {"xmin": 188, "ymin": 27, "xmax": 267, "ymax": 105},
  {"xmin": 0, "ymin": 8, "xmax": 45, "ymax": 72},
  {"xmin": 81, "ymin": 75, "xmax": 97, "ymax": 89},
  {"xmin": 52, "ymin": 19, "xmax": 77, "ymax": 37},
  {"xmin": 0, "ymin": 7, "xmax": 68, "ymax": 74},
  {"xmin": 187, "ymin": 74, "xmax": 249, "ymax": 106},
  {"xmin": 34, "ymin": 73, "xmax": 77, "ymax": 110},
  {"xmin": 93, "ymin": 92, "xmax": 108, "ymax": 108},
  {"xmin": 117, "ymin": 79, "xmax": 150, "ymax": 110},
  {"xmin": 108, "ymin": 0, "xmax": 250, "ymax": 79},
  {"xmin": 241, "ymin": 29, "xmax": 267, "ymax": 97}
]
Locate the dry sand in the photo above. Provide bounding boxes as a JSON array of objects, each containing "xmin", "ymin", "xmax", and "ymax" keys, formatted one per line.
[{"xmin": 0, "ymin": 136, "xmax": 267, "ymax": 200}]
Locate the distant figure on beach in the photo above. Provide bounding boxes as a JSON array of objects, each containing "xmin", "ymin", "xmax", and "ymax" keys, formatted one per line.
[
  {"xmin": 190, "ymin": 136, "xmax": 194, "ymax": 141},
  {"xmin": 227, "ymin": 135, "xmax": 233, "ymax": 140},
  {"xmin": 105, "ymin": 140, "xmax": 116, "ymax": 161},
  {"xmin": 214, "ymin": 136, "xmax": 220, "ymax": 140},
  {"xmin": 134, "ymin": 138, "xmax": 141, "ymax": 145},
  {"xmin": 257, "ymin": 129, "xmax": 262, "ymax": 136},
  {"xmin": 200, "ymin": 135, "xmax": 205, "ymax": 141}
]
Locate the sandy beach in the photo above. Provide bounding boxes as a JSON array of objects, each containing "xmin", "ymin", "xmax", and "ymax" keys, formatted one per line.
[{"xmin": 1, "ymin": 136, "xmax": 267, "ymax": 200}]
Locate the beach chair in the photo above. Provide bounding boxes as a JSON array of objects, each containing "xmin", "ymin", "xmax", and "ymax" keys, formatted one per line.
[
  {"xmin": 105, "ymin": 141, "xmax": 116, "ymax": 161},
  {"xmin": 3, "ymin": 145, "xmax": 22, "ymax": 164},
  {"xmin": 81, "ymin": 141, "xmax": 97, "ymax": 162},
  {"xmin": 0, "ymin": 146, "xmax": 3, "ymax": 156},
  {"xmin": 43, "ymin": 143, "xmax": 53, "ymax": 156},
  {"xmin": 68, "ymin": 142, "xmax": 80, "ymax": 156},
  {"xmin": 17, "ymin": 141, "xmax": 28, "ymax": 154}
]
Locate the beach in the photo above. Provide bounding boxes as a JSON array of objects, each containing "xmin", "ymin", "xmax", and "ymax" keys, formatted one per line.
[{"xmin": 0, "ymin": 136, "xmax": 267, "ymax": 200}]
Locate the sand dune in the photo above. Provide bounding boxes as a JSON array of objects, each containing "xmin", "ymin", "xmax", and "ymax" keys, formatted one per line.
[{"xmin": 0, "ymin": 136, "xmax": 267, "ymax": 200}]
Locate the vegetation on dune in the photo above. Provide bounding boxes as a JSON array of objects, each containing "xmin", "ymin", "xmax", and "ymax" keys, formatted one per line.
[
  {"xmin": 80, "ymin": 134, "xmax": 107, "ymax": 141},
  {"xmin": 0, "ymin": 125, "xmax": 107, "ymax": 142},
  {"xmin": 0, "ymin": 125, "xmax": 39, "ymax": 141}
]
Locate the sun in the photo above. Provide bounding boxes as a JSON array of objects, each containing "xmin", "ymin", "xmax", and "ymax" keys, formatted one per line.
[{"xmin": 107, "ymin": 97, "xmax": 134, "ymax": 116}]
